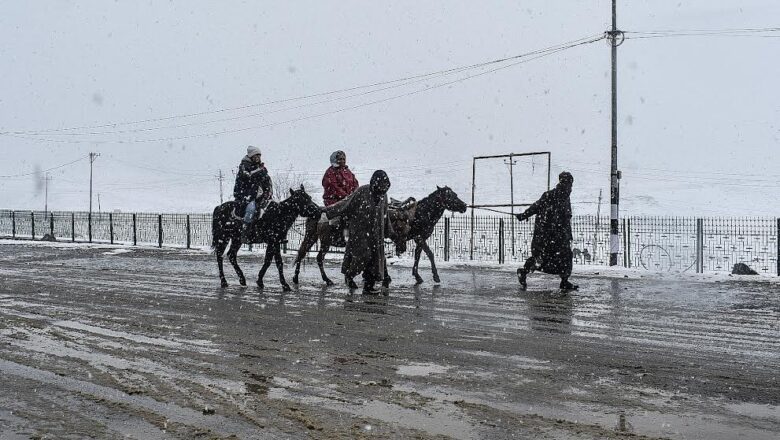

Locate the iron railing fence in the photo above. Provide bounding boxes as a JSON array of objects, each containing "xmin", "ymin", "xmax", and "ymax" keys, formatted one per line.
[{"xmin": 1, "ymin": 210, "xmax": 777, "ymax": 275}]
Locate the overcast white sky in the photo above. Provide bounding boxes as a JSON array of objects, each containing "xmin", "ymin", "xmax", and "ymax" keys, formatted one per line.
[{"xmin": 1, "ymin": 1, "xmax": 778, "ymax": 216}]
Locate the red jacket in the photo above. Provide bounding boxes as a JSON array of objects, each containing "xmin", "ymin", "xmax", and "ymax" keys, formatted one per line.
[{"xmin": 322, "ymin": 166, "xmax": 359, "ymax": 206}]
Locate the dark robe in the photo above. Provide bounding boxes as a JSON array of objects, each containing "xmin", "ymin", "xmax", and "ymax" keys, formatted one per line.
[
  {"xmin": 517, "ymin": 185, "xmax": 573, "ymax": 275},
  {"xmin": 323, "ymin": 184, "xmax": 392, "ymax": 281}
]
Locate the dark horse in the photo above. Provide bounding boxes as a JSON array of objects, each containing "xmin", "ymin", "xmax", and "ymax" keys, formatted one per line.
[
  {"xmin": 406, "ymin": 186, "xmax": 467, "ymax": 284},
  {"xmin": 291, "ymin": 198, "xmax": 416, "ymax": 287},
  {"xmin": 212, "ymin": 186, "xmax": 320, "ymax": 291},
  {"xmin": 292, "ymin": 186, "xmax": 466, "ymax": 286}
]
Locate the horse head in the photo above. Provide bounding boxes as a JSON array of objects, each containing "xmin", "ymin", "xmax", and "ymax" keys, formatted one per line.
[
  {"xmin": 435, "ymin": 186, "xmax": 468, "ymax": 213},
  {"xmin": 288, "ymin": 185, "xmax": 321, "ymax": 218}
]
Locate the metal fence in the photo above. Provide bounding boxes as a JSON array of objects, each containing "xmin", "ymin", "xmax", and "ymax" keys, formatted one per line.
[{"xmin": 1, "ymin": 210, "xmax": 777, "ymax": 275}]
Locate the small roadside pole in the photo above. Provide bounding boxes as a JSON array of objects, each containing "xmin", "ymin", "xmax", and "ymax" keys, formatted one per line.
[
  {"xmin": 777, "ymin": 218, "xmax": 779, "ymax": 276},
  {"xmin": 11, "ymin": 211, "xmax": 16, "ymax": 239},
  {"xmin": 71, "ymin": 213, "xmax": 75, "ymax": 242},
  {"xmin": 696, "ymin": 219, "xmax": 704, "ymax": 273},
  {"xmin": 49, "ymin": 214, "xmax": 55, "ymax": 238},
  {"xmin": 498, "ymin": 219, "xmax": 505, "ymax": 264},
  {"xmin": 158, "ymin": 215, "xmax": 163, "ymax": 248},
  {"xmin": 186, "ymin": 215, "xmax": 191, "ymax": 249},
  {"xmin": 132, "ymin": 214, "xmax": 137, "ymax": 246},
  {"xmin": 444, "ymin": 217, "xmax": 450, "ymax": 262},
  {"xmin": 109, "ymin": 213, "xmax": 114, "ymax": 245},
  {"xmin": 31, "ymin": 212, "xmax": 35, "ymax": 240}
]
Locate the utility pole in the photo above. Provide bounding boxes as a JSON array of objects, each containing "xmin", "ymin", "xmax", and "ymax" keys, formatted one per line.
[
  {"xmin": 594, "ymin": 189, "xmax": 602, "ymax": 260},
  {"xmin": 44, "ymin": 173, "xmax": 51, "ymax": 218},
  {"xmin": 504, "ymin": 156, "xmax": 518, "ymax": 255},
  {"xmin": 89, "ymin": 152, "xmax": 100, "ymax": 215},
  {"xmin": 217, "ymin": 169, "xmax": 225, "ymax": 203},
  {"xmin": 608, "ymin": 0, "xmax": 624, "ymax": 266}
]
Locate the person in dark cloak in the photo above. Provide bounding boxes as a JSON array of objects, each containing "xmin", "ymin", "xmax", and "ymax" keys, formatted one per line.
[
  {"xmin": 322, "ymin": 170, "xmax": 393, "ymax": 294},
  {"xmin": 233, "ymin": 146, "xmax": 272, "ymax": 232},
  {"xmin": 515, "ymin": 171, "xmax": 578, "ymax": 291}
]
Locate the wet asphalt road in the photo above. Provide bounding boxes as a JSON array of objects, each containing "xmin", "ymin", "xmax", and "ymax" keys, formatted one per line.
[{"xmin": 0, "ymin": 241, "xmax": 778, "ymax": 439}]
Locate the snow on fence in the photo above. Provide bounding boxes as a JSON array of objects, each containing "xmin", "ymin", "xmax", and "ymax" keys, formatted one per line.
[{"xmin": 0, "ymin": 210, "xmax": 777, "ymax": 275}]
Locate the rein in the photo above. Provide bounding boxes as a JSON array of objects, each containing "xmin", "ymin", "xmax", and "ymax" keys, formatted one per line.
[{"xmin": 468, "ymin": 206, "xmax": 516, "ymax": 216}]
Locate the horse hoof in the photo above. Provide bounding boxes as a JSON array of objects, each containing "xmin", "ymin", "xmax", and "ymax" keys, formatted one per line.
[
  {"xmin": 256, "ymin": 280, "xmax": 264, "ymax": 289},
  {"xmin": 325, "ymin": 279, "xmax": 334, "ymax": 287},
  {"xmin": 414, "ymin": 277, "xmax": 424, "ymax": 285},
  {"xmin": 432, "ymin": 275, "xmax": 441, "ymax": 283},
  {"xmin": 292, "ymin": 276, "xmax": 299, "ymax": 285},
  {"xmin": 239, "ymin": 279, "xmax": 247, "ymax": 287},
  {"xmin": 282, "ymin": 284, "xmax": 292, "ymax": 292},
  {"xmin": 220, "ymin": 280, "xmax": 229, "ymax": 288}
]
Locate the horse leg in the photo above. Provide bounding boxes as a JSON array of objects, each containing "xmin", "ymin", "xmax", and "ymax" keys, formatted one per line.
[
  {"xmin": 382, "ymin": 258, "xmax": 391, "ymax": 289},
  {"xmin": 412, "ymin": 240, "xmax": 425, "ymax": 285},
  {"xmin": 215, "ymin": 240, "xmax": 229, "ymax": 288},
  {"xmin": 256, "ymin": 245, "xmax": 275, "ymax": 289},
  {"xmin": 292, "ymin": 227, "xmax": 318, "ymax": 285},
  {"xmin": 273, "ymin": 243, "xmax": 292, "ymax": 292},
  {"xmin": 228, "ymin": 239, "xmax": 246, "ymax": 286},
  {"xmin": 419, "ymin": 241, "xmax": 440, "ymax": 283},
  {"xmin": 317, "ymin": 239, "xmax": 334, "ymax": 286}
]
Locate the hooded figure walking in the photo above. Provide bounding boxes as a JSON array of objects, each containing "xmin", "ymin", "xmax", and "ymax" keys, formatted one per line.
[
  {"xmin": 323, "ymin": 170, "xmax": 393, "ymax": 294},
  {"xmin": 515, "ymin": 171, "xmax": 578, "ymax": 291}
]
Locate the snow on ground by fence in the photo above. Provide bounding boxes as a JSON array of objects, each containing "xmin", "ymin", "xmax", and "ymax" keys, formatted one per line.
[{"xmin": 0, "ymin": 210, "xmax": 777, "ymax": 275}]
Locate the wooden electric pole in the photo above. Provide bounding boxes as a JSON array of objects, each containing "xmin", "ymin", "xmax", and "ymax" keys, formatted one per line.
[
  {"xmin": 217, "ymin": 169, "xmax": 225, "ymax": 203},
  {"xmin": 89, "ymin": 152, "xmax": 100, "ymax": 215}
]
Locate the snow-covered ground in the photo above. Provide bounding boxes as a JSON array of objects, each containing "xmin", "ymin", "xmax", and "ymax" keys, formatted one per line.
[{"xmin": 2, "ymin": 238, "xmax": 777, "ymax": 285}]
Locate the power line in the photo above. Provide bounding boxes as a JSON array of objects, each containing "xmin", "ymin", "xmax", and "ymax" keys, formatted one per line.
[
  {"xmin": 624, "ymin": 27, "xmax": 780, "ymax": 40},
  {"xmin": 3, "ymin": 34, "xmax": 605, "ymax": 144},
  {"xmin": 0, "ymin": 155, "xmax": 89, "ymax": 179}
]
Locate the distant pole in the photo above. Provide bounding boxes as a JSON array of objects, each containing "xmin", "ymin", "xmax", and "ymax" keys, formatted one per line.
[
  {"xmin": 504, "ymin": 156, "xmax": 517, "ymax": 255},
  {"xmin": 470, "ymin": 157, "xmax": 476, "ymax": 260},
  {"xmin": 594, "ymin": 189, "xmax": 602, "ymax": 259},
  {"xmin": 97, "ymin": 193, "xmax": 101, "ymax": 214},
  {"xmin": 44, "ymin": 173, "xmax": 50, "ymax": 218},
  {"xmin": 89, "ymin": 152, "xmax": 100, "ymax": 216},
  {"xmin": 608, "ymin": 0, "xmax": 624, "ymax": 266},
  {"xmin": 217, "ymin": 169, "xmax": 224, "ymax": 203}
]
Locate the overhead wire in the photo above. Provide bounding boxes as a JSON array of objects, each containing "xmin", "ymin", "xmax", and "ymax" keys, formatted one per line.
[
  {"xmin": 624, "ymin": 26, "xmax": 780, "ymax": 40},
  {"xmin": 0, "ymin": 155, "xmax": 89, "ymax": 179},
  {"xmin": 3, "ymin": 33, "xmax": 605, "ymax": 145}
]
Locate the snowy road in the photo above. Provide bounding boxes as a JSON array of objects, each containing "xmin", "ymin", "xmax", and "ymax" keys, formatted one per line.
[{"xmin": 1, "ymin": 241, "xmax": 779, "ymax": 439}]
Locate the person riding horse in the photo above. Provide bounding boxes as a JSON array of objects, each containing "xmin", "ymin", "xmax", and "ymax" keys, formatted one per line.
[
  {"xmin": 233, "ymin": 146, "xmax": 272, "ymax": 235},
  {"xmin": 321, "ymin": 150, "xmax": 359, "ymax": 246},
  {"xmin": 322, "ymin": 150, "xmax": 359, "ymax": 207}
]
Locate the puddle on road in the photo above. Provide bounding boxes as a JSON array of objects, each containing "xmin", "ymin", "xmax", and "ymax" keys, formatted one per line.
[
  {"xmin": 457, "ymin": 349, "xmax": 554, "ymax": 371},
  {"xmin": 396, "ymin": 362, "xmax": 450, "ymax": 377},
  {"xmin": 724, "ymin": 402, "xmax": 780, "ymax": 421},
  {"xmin": 267, "ymin": 380, "xmax": 477, "ymax": 439},
  {"xmin": 52, "ymin": 320, "xmax": 218, "ymax": 354},
  {"xmin": 103, "ymin": 249, "xmax": 133, "ymax": 255}
]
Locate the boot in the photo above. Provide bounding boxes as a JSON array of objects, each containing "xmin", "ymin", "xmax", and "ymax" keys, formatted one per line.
[
  {"xmin": 517, "ymin": 268, "xmax": 528, "ymax": 290},
  {"xmin": 362, "ymin": 282, "xmax": 380, "ymax": 295},
  {"xmin": 560, "ymin": 279, "xmax": 579, "ymax": 291}
]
